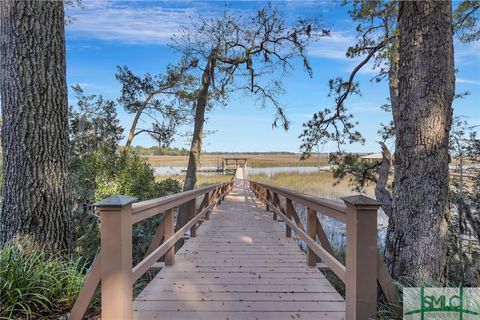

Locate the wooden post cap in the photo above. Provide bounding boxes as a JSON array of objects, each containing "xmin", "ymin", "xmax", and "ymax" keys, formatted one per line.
[
  {"xmin": 341, "ymin": 195, "xmax": 380, "ymax": 209},
  {"xmin": 94, "ymin": 195, "xmax": 137, "ymax": 208}
]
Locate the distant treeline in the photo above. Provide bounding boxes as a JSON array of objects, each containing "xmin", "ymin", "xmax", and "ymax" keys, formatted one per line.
[
  {"xmin": 127, "ymin": 146, "xmax": 337, "ymax": 157},
  {"xmin": 125, "ymin": 146, "xmax": 374, "ymax": 157},
  {"xmin": 202, "ymin": 151, "xmax": 299, "ymax": 155},
  {"xmin": 124, "ymin": 146, "xmax": 190, "ymax": 156}
]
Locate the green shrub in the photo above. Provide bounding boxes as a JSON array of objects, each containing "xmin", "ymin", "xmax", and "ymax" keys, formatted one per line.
[
  {"xmin": 72, "ymin": 148, "xmax": 182, "ymax": 265},
  {"xmin": 94, "ymin": 149, "xmax": 158, "ymax": 201},
  {"xmin": 0, "ymin": 242, "xmax": 93, "ymax": 319},
  {"xmin": 74, "ymin": 147, "xmax": 180, "ymax": 204}
]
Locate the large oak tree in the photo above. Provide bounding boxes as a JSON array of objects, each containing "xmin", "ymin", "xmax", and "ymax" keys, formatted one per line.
[
  {"xmin": 0, "ymin": 0, "xmax": 72, "ymax": 252},
  {"xmin": 385, "ymin": 0, "xmax": 455, "ymax": 282},
  {"xmin": 300, "ymin": 0, "xmax": 459, "ymax": 283}
]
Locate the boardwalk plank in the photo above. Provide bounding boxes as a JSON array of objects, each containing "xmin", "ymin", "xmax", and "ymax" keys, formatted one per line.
[
  {"xmin": 136, "ymin": 291, "xmax": 343, "ymax": 301},
  {"xmin": 156, "ymin": 272, "xmax": 327, "ymax": 279},
  {"xmin": 133, "ymin": 311, "xmax": 346, "ymax": 320},
  {"xmin": 133, "ymin": 300, "xmax": 345, "ymax": 312},
  {"xmin": 162, "ymin": 266, "xmax": 325, "ymax": 273},
  {"xmin": 141, "ymin": 284, "xmax": 338, "ymax": 293},
  {"xmin": 149, "ymin": 277, "xmax": 333, "ymax": 285}
]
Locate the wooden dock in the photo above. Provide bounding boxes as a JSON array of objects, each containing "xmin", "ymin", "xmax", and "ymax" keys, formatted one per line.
[
  {"xmin": 133, "ymin": 184, "xmax": 345, "ymax": 319},
  {"xmin": 70, "ymin": 168, "xmax": 399, "ymax": 320}
]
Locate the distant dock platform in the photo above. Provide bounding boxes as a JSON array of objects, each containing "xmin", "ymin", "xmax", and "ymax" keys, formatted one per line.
[{"xmin": 180, "ymin": 168, "xmax": 236, "ymax": 174}]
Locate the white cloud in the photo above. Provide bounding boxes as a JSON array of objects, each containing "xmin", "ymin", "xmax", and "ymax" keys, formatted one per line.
[
  {"xmin": 455, "ymin": 40, "xmax": 480, "ymax": 66},
  {"xmin": 355, "ymin": 63, "xmax": 383, "ymax": 75},
  {"xmin": 66, "ymin": 2, "xmax": 199, "ymax": 44},
  {"xmin": 309, "ymin": 32, "xmax": 353, "ymax": 60},
  {"xmin": 309, "ymin": 32, "xmax": 385, "ymax": 78},
  {"xmin": 456, "ymin": 78, "xmax": 480, "ymax": 85},
  {"xmin": 284, "ymin": 0, "xmax": 336, "ymax": 9},
  {"xmin": 74, "ymin": 82, "xmax": 96, "ymax": 89},
  {"xmin": 349, "ymin": 103, "xmax": 383, "ymax": 113}
]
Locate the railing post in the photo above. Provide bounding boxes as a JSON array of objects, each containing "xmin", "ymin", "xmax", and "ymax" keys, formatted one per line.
[
  {"xmin": 306, "ymin": 208, "xmax": 317, "ymax": 267},
  {"xmin": 205, "ymin": 192, "xmax": 211, "ymax": 220},
  {"xmin": 164, "ymin": 208, "xmax": 175, "ymax": 266},
  {"xmin": 342, "ymin": 195, "xmax": 380, "ymax": 320},
  {"xmin": 272, "ymin": 192, "xmax": 279, "ymax": 221},
  {"xmin": 265, "ymin": 189, "xmax": 270, "ymax": 212},
  {"xmin": 95, "ymin": 195, "xmax": 137, "ymax": 320},
  {"xmin": 218, "ymin": 186, "xmax": 223, "ymax": 205},
  {"xmin": 188, "ymin": 199, "xmax": 197, "ymax": 237},
  {"xmin": 212, "ymin": 188, "xmax": 218, "ymax": 208},
  {"xmin": 285, "ymin": 198, "xmax": 293, "ymax": 238}
]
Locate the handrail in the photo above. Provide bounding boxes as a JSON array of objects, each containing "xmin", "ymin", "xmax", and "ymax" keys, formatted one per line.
[
  {"xmin": 70, "ymin": 175, "xmax": 400, "ymax": 320},
  {"xmin": 131, "ymin": 184, "xmax": 220, "ymax": 223},
  {"xmin": 252, "ymin": 181, "xmax": 347, "ymax": 223},
  {"xmin": 248, "ymin": 180, "xmax": 400, "ymax": 320},
  {"xmin": 131, "ymin": 194, "xmax": 220, "ymax": 282},
  {"xmin": 69, "ymin": 180, "xmax": 234, "ymax": 320},
  {"xmin": 251, "ymin": 184, "xmax": 347, "ymax": 280}
]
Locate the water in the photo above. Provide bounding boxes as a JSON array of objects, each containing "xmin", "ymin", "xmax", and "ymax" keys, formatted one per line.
[
  {"xmin": 244, "ymin": 166, "xmax": 330, "ymax": 176},
  {"xmin": 274, "ymin": 196, "xmax": 389, "ymax": 255},
  {"xmin": 154, "ymin": 166, "xmax": 220, "ymax": 176},
  {"xmin": 154, "ymin": 166, "xmax": 326, "ymax": 176}
]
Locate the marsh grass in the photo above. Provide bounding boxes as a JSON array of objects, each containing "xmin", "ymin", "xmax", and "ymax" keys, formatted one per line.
[
  {"xmin": 0, "ymin": 242, "xmax": 98, "ymax": 320},
  {"xmin": 156, "ymin": 169, "xmax": 370, "ymax": 199},
  {"xmin": 148, "ymin": 154, "xmax": 328, "ymax": 168},
  {"xmin": 156, "ymin": 173, "xmax": 234, "ymax": 188},
  {"xmin": 249, "ymin": 171, "xmax": 375, "ymax": 199}
]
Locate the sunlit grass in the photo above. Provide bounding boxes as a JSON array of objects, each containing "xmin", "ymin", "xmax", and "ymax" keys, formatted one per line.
[
  {"xmin": 155, "ymin": 173, "xmax": 233, "ymax": 188},
  {"xmin": 0, "ymin": 242, "xmax": 98, "ymax": 320},
  {"xmin": 148, "ymin": 154, "xmax": 328, "ymax": 168},
  {"xmin": 249, "ymin": 171, "xmax": 375, "ymax": 200},
  {"xmin": 155, "ymin": 170, "xmax": 376, "ymax": 199},
  {"xmin": 247, "ymin": 155, "xmax": 328, "ymax": 168},
  {"xmin": 196, "ymin": 174, "xmax": 234, "ymax": 187}
]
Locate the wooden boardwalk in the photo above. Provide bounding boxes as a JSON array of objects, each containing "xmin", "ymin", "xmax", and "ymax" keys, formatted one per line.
[{"xmin": 133, "ymin": 181, "xmax": 345, "ymax": 320}]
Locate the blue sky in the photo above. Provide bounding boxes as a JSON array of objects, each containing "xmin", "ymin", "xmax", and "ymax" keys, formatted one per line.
[{"xmin": 65, "ymin": 1, "xmax": 480, "ymax": 153}]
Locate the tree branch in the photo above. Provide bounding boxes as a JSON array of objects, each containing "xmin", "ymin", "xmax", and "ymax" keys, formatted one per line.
[{"xmin": 375, "ymin": 141, "xmax": 393, "ymax": 217}]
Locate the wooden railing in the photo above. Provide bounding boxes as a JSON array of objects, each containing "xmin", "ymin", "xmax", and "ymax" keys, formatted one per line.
[
  {"xmin": 249, "ymin": 180, "xmax": 400, "ymax": 320},
  {"xmin": 69, "ymin": 180, "xmax": 234, "ymax": 320}
]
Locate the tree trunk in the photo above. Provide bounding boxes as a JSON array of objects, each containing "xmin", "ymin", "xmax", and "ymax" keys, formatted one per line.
[
  {"xmin": 176, "ymin": 55, "xmax": 214, "ymax": 229},
  {"xmin": 385, "ymin": 0, "xmax": 454, "ymax": 283},
  {"xmin": 0, "ymin": 0, "xmax": 72, "ymax": 253},
  {"xmin": 375, "ymin": 142, "xmax": 392, "ymax": 218},
  {"xmin": 125, "ymin": 106, "xmax": 145, "ymax": 147},
  {"xmin": 374, "ymin": 37, "xmax": 399, "ymax": 220}
]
